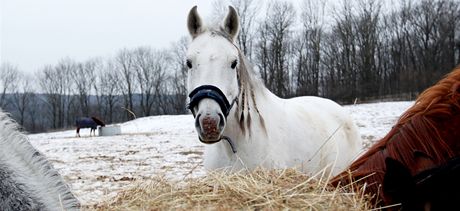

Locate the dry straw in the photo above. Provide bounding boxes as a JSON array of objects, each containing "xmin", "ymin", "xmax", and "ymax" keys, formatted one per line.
[{"xmin": 90, "ymin": 168, "xmax": 371, "ymax": 210}]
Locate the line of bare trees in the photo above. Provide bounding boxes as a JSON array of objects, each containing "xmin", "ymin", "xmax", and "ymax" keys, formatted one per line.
[
  {"xmin": 1, "ymin": 0, "xmax": 459, "ymax": 133},
  {"xmin": 219, "ymin": 0, "xmax": 460, "ymax": 102},
  {"xmin": 0, "ymin": 41, "xmax": 189, "ymax": 132}
]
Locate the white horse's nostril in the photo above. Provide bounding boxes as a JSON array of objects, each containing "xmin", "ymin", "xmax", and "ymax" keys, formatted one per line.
[
  {"xmin": 195, "ymin": 114, "xmax": 202, "ymax": 130},
  {"xmin": 218, "ymin": 113, "xmax": 225, "ymax": 130}
]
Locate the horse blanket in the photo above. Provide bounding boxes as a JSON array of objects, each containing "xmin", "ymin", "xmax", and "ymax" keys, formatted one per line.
[{"xmin": 76, "ymin": 117, "xmax": 98, "ymax": 129}]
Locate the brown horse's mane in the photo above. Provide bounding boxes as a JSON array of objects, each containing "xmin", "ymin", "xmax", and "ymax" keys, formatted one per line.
[
  {"xmin": 331, "ymin": 65, "xmax": 460, "ymax": 205},
  {"xmin": 91, "ymin": 117, "xmax": 106, "ymax": 127}
]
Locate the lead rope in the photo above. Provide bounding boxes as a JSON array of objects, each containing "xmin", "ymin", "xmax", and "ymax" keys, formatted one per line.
[{"xmin": 222, "ymin": 136, "xmax": 237, "ymax": 153}]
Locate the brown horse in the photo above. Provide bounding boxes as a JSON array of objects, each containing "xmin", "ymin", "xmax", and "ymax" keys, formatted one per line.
[
  {"xmin": 330, "ymin": 65, "xmax": 460, "ymax": 209},
  {"xmin": 75, "ymin": 116, "xmax": 105, "ymax": 137}
]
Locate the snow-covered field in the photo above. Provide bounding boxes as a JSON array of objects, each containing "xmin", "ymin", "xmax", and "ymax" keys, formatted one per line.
[{"xmin": 27, "ymin": 101, "xmax": 414, "ymax": 206}]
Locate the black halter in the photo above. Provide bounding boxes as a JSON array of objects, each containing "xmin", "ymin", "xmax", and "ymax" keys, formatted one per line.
[
  {"xmin": 186, "ymin": 31, "xmax": 241, "ymax": 154},
  {"xmin": 186, "ymin": 85, "xmax": 237, "ymax": 118}
]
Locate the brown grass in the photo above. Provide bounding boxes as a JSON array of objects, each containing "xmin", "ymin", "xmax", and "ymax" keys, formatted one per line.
[{"xmin": 89, "ymin": 168, "xmax": 372, "ymax": 211}]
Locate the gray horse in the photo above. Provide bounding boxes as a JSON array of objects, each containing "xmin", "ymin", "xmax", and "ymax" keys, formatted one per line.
[{"xmin": 0, "ymin": 112, "xmax": 80, "ymax": 210}]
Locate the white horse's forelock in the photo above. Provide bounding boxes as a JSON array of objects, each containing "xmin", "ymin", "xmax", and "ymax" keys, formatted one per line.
[{"xmin": 0, "ymin": 112, "xmax": 79, "ymax": 210}]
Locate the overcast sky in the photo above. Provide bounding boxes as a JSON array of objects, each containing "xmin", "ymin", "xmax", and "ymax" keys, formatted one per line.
[{"xmin": 1, "ymin": 0, "xmax": 217, "ymax": 72}]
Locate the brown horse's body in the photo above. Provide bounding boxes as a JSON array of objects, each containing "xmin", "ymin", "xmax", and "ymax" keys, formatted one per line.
[{"xmin": 331, "ymin": 66, "xmax": 460, "ymax": 208}]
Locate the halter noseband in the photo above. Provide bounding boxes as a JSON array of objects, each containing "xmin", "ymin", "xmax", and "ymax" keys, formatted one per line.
[
  {"xmin": 187, "ymin": 85, "xmax": 238, "ymax": 153},
  {"xmin": 187, "ymin": 85, "xmax": 237, "ymax": 118}
]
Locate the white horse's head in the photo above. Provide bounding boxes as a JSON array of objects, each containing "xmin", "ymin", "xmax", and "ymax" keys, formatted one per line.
[{"xmin": 186, "ymin": 6, "xmax": 240, "ymax": 144}]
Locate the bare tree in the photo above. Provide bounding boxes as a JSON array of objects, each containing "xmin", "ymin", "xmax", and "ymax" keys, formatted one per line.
[
  {"xmin": 11, "ymin": 73, "xmax": 35, "ymax": 127},
  {"xmin": 255, "ymin": 19, "xmax": 270, "ymax": 88},
  {"xmin": 95, "ymin": 61, "xmax": 121, "ymax": 123},
  {"xmin": 321, "ymin": 0, "xmax": 360, "ymax": 102},
  {"xmin": 132, "ymin": 47, "xmax": 169, "ymax": 116},
  {"xmin": 0, "ymin": 63, "xmax": 19, "ymax": 109},
  {"xmin": 38, "ymin": 65, "xmax": 61, "ymax": 129},
  {"xmin": 115, "ymin": 49, "xmax": 137, "ymax": 120},
  {"xmin": 38, "ymin": 58, "xmax": 76, "ymax": 129},
  {"xmin": 55, "ymin": 58, "xmax": 77, "ymax": 127},
  {"xmin": 168, "ymin": 36, "xmax": 189, "ymax": 114},
  {"xmin": 354, "ymin": 0, "xmax": 382, "ymax": 98},
  {"xmin": 292, "ymin": 0, "xmax": 326, "ymax": 96},
  {"xmin": 25, "ymin": 95, "xmax": 42, "ymax": 132},
  {"xmin": 410, "ymin": 0, "xmax": 459, "ymax": 89},
  {"xmin": 72, "ymin": 58, "xmax": 100, "ymax": 117},
  {"xmin": 212, "ymin": 0, "xmax": 261, "ymax": 58},
  {"xmin": 255, "ymin": 1, "xmax": 296, "ymax": 97}
]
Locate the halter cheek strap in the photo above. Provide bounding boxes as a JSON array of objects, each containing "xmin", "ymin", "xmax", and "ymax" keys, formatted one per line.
[{"xmin": 187, "ymin": 85, "xmax": 237, "ymax": 118}]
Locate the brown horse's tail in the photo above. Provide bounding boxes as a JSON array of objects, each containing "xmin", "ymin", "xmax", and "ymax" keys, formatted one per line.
[{"xmin": 76, "ymin": 127, "xmax": 81, "ymax": 137}]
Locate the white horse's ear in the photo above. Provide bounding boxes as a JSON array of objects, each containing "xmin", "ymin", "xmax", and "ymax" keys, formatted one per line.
[
  {"xmin": 222, "ymin": 6, "xmax": 240, "ymax": 41},
  {"xmin": 187, "ymin": 6, "xmax": 203, "ymax": 39}
]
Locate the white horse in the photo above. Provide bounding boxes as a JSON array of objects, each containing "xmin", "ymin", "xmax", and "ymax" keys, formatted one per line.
[
  {"xmin": 0, "ymin": 112, "xmax": 80, "ymax": 210},
  {"xmin": 185, "ymin": 6, "xmax": 362, "ymax": 176}
]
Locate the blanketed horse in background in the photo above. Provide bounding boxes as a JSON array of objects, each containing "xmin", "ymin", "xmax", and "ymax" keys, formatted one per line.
[
  {"xmin": 185, "ymin": 6, "xmax": 362, "ymax": 176},
  {"xmin": 331, "ymin": 66, "xmax": 460, "ymax": 210},
  {"xmin": 76, "ymin": 117, "xmax": 105, "ymax": 137},
  {"xmin": 0, "ymin": 112, "xmax": 80, "ymax": 210}
]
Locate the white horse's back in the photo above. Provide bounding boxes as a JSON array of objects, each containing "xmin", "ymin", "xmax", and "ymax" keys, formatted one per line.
[{"xmin": 282, "ymin": 96, "xmax": 362, "ymax": 174}]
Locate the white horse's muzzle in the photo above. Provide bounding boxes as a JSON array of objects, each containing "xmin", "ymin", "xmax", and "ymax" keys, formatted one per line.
[
  {"xmin": 187, "ymin": 85, "xmax": 236, "ymax": 143},
  {"xmin": 195, "ymin": 110, "xmax": 226, "ymax": 143}
]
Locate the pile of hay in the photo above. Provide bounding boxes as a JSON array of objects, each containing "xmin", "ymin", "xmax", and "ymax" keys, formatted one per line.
[{"xmin": 92, "ymin": 168, "xmax": 371, "ymax": 210}]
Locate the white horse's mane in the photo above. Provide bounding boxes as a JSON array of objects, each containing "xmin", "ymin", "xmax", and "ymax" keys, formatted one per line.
[
  {"xmin": 234, "ymin": 48, "xmax": 267, "ymax": 135},
  {"xmin": 0, "ymin": 112, "xmax": 79, "ymax": 210},
  {"xmin": 206, "ymin": 26, "xmax": 267, "ymax": 135}
]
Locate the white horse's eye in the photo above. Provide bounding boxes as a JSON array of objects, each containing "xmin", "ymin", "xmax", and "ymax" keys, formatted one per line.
[
  {"xmin": 186, "ymin": 59, "xmax": 193, "ymax": 69},
  {"xmin": 231, "ymin": 60, "xmax": 238, "ymax": 69}
]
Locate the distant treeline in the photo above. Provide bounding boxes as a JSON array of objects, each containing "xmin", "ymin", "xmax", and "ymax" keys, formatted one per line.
[
  {"xmin": 0, "ymin": 93, "xmax": 186, "ymax": 133},
  {"xmin": 1, "ymin": 0, "xmax": 459, "ymax": 133}
]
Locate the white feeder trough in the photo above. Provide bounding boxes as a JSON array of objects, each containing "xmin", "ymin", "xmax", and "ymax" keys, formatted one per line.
[{"xmin": 99, "ymin": 125, "xmax": 121, "ymax": 136}]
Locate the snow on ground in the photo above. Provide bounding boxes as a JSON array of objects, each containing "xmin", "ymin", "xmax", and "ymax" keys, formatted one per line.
[
  {"xmin": 27, "ymin": 101, "xmax": 414, "ymax": 206},
  {"xmin": 28, "ymin": 115, "xmax": 204, "ymax": 205},
  {"xmin": 346, "ymin": 101, "xmax": 414, "ymax": 148}
]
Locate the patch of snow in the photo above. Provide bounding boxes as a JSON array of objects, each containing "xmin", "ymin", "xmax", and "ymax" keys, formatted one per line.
[{"xmin": 345, "ymin": 101, "xmax": 414, "ymax": 147}]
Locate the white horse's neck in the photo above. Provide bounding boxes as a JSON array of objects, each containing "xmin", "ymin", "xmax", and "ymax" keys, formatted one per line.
[{"xmin": 0, "ymin": 113, "xmax": 79, "ymax": 210}]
